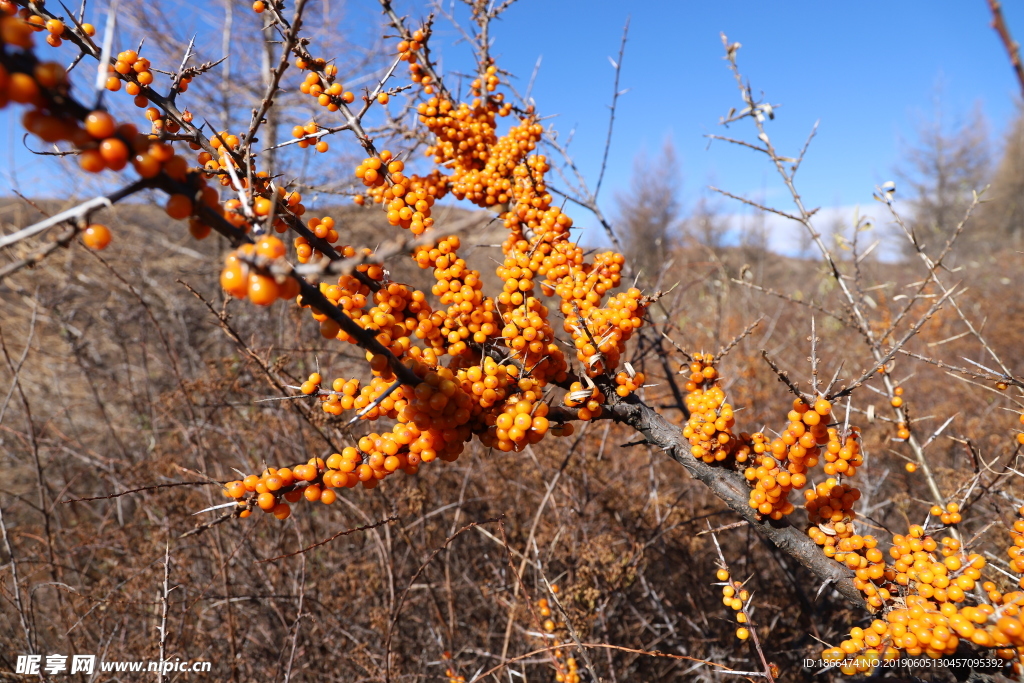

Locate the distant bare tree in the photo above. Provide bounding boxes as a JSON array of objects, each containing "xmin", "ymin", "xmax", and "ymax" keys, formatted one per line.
[
  {"xmin": 685, "ymin": 195, "xmax": 729, "ymax": 251},
  {"xmin": 614, "ymin": 138, "xmax": 682, "ymax": 282},
  {"xmin": 978, "ymin": 106, "xmax": 1024, "ymax": 247},
  {"xmin": 895, "ymin": 99, "xmax": 990, "ymax": 258}
]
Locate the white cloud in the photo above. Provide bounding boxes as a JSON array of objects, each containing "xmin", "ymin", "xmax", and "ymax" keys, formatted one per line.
[{"xmin": 717, "ymin": 202, "xmax": 909, "ymax": 262}]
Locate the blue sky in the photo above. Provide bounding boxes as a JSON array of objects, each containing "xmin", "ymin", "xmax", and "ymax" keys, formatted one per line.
[
  {"xmin": 468, "ymin": 0, "xmax": 1023, "ymax": 228},
  {"xmin": 4, "ymin": 0, "xmax": 1023, "ymax": 251}
]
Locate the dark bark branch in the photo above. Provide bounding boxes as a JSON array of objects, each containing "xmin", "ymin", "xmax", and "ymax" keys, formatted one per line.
[{"xmin": 605, "ymin": 396, "xmax": 866, "ymax": 609}]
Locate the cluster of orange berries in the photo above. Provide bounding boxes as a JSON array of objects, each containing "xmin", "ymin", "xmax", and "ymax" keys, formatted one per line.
[
  {"xmin": 484, "ymin": 390, "xmax": 552, "ymax": 448},
  {"xmin": 1009, "ymin": 506, "xmax": 1024, "ymax": 576},
  {"xmin": 298, "ymin": 372, "xmax": 322, "ymax": 396},
  {"xmin": 354, "ymin": 368, "xmax": 473, "ymax": 460},
  {"xmin": 327, "ymin": 375, "xmax": 398, "ymax": 419},
  {"xmin": 415, "ymin": 237, "xmax": 496, "ymax": 356},
  {"xmin": 566, "ymin": 286, "xmax": 646, "ymax": 376},
  {"xmin": 534, "ymin": 592, "xmax": 580, "ymax": 683},
  {"xmin": 745, "ymin": 398, "xmax": 835, "ymax": 519},
  {"xmin": 823, "ymin": 523, "xmax": 1024, "ymax": 674},
  {"xmin": 0, "ymin": 3, "xmax": 93, "ymax": 50},
  {"xmin": 779, "ymin": 397, "xmax": 833, "ymax": 473},
  {"xmin": 891, "ymin": 386, "xmax": 912, "ymax": 440},
  {"xmin": 1016, "ymin": 412, "xmax": 1024, "ymax": 446},
  {"xmin": 494, "ymin": 246, "xmax": 570, "ymax": 382},
  {"xmin": 820, "ymin": 424, "xmax": 864, "ymax": 477},
  {"xmin": 563, "ymin": 382, "xmax": 604, "ymax": 422},
  {"xmin": 715, "ymin": 568, "xmax": 752, "ymax": 640},
  {"xmin": 836, "ymin": 534, "xmax": 891, "ymax": 609},
  {"xmin": 202, "ymin": 131, "xmax": 271, "ymax": 191},
  {"xmin": 219, "ymin": 236, "xmax": 299, "ymax": 306},
  {"xmin": 222, "ymin": 457, "xmax": 344, "ymax": 520},
  {"xmin": 305, "ymin": 215, "xmax": 339, "ymax": 244},
  {"xmin": 302, "ymin": 268, "xmax": 376, "ymax": 339},
  {"xmin": 293, "ymin": 231, "xmax": 347, "ymax": 265},
  {"xmin": 196, "ymin": 134, "xmax": 240, "ymax": 183},
  {"xmin": 396, "ymin": 29, "xmax": 427, "ymax": 68},
  {"xmin": 440, "ymin": 106, "xmax": 533, "ymax": 206},
  {"xmin": 744, "ymin": 453, "xmax": 800, "ymax": 520},
  {"xmin": 806, "ymin": 478, "xmax": 861, "ymax": 545},
  {"xmin": 360, "ymin": 155, "xmax": 443, "ymax": 236},
  {"xmin": 290, "ymin": 121, "xmax": 329, "ymax": 153},
  {"xmin": 395, "ymin": 28, "xmax": 643, "ymax": 395},
  {"xmin": 682, "ymin": 354, "xmax": 740, "ymax": 464},
  {"xmin": 231, "ymin": 367, "xmax": 480, "ymax": 506},
  {"xmin": 396, "ymin": 28, "xmax": 527, "ymax": 207},
  {"xmin": 613, "ymin": 367, "xmax": 645, "ymax": 397},
  {"xmin": 288, "ymin": 211, "xmax": 344, "ymax": 268},
  {"xmin": 40, "ymin": 14, "xmax": 63, "ymax": 46},
  {"xmin": 930, "ymin": 502, "xmax": 963, "ymax": 526},
  {"xmin": 889, "ymin": 531, "xmax": 982, "ymax": 600},
  {"xmin": 0, "ymin": 15, "xmax": 222, "ymax": 240},
  {"xmin": 111, "ymin": 49, "xmax": 154, "ymax": 94},
  {"xmin": 12, "ymin": 62, "xmax": 178, "ymax": 178},
  {"xmin": 297, "ymin": 59, "xmax": 353, "ymax": 111}
]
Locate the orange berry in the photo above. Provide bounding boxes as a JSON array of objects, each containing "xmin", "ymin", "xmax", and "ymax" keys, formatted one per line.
[
  {"xmin": 82, "ymin": 224, "xmax": 111, "ymax": 250},
  {"xmin": 82, "ymin": 111, "xmax": 115, "ymax": 140},
  {"xmin": 99, "ymin": 138, "xmax": 129, "ymax": 170},
  {"xmin": 253, "ymin": 196, "xmax": 273, "ymax": 216},
  {"xmin": 247, "ymin": 273, "xmax": 279, "ymax": 306},
  {"xmin": 166, "ymin": 194, "xmax": 193, "ymax": 220}
]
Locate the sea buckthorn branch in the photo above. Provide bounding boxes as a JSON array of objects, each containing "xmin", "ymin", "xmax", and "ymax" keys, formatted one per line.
[
  {"xmin": 599, "ymin": 395, "xmax": 865, "ymax": 607},
  {"xmin": 593, "ymin": 18, "xmax": 629, "ymax": 200},
  {"xmin": 378, "ymin": 1, "xmax": 450, "ymax": 101},
  {"xmin": 713, "ymin": 36, "xmax": 973, "ymax": 513},
  {"xmin": 897, "ymin": 349, "xmax": 1024, "ymax": 392},
  {"xmin": 875, "ymin": 187, "xmax": 981, "ymax": 345},
  {"xmin": 708, "ymin": 527, "xmax": 777, "ymax": 682},
  {"xmin": 0, "ymin": 177, "xmax": 154, "ymax": 281},
  {"xmin": 16, "ymin": 0, "xmax": 353, "ymax": 260},
  {"xmin": 18, "ymin": 0, "xmax": 222, "ymax": 159},
  {"xmin": 0, "ymin": 221, "xmax": 78, "ymax": 279},
  {"xmin": 178, "ymin": 279, "xmax": 346, "ymax": 453},
  {"xmin": 0, "ymin": 177, "xmax": 147, "ymax": 249},
  {"xmin": 166, "ymin": 40, "xmax": 227, "ymax": 104},
  {"xmin": 987, "ymin": 0, "xmax": 1024, "ymax": 97},
  {"xmin": 881, "ymin": 191, "xmax": 1024, "ymax": 407},
  {"xmin": 716, "ymin": 315, "xmax": 764, "ymax": 362},
  {"xmin": 760, "ymin": 349, "xmax": 808, "ymax": 402},
  {"xmin": 541, "ymin": 134, "xmax": 630, "ymax": 274},
  {"xmin": 828, "ymin": 284, "xmax": 960, "ymax": 402},
  {"xmin": 729, "ymin": 278, "xmax": 849, "ymax": 327},
  {"xmin": 239, "ymin": 0, "xmax": 307, "ymax": 154}
]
